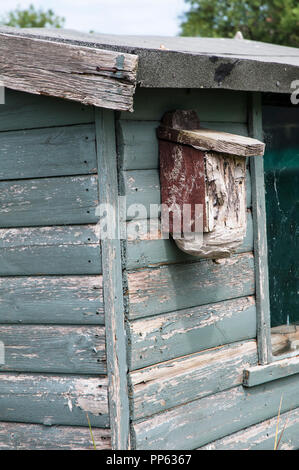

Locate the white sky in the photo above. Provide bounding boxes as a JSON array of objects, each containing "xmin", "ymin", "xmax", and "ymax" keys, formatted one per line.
[{"xmin": 0, "ymin": 0, "xmax": 188, "ymax": 36}]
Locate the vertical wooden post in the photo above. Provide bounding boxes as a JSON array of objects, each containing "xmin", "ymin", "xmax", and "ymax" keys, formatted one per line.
[
  {"xmin": 95, "ymin": 108, "xmax": 130, "ymax": 449},
  {"xmin": 248, "ymin": 93, "xmax": 272, "ymax": 364}
]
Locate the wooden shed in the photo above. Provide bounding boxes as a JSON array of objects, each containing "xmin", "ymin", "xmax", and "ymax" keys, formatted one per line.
[{"xmin": 0, "ymin": 27, "xmax": 298, "ymax": 450}]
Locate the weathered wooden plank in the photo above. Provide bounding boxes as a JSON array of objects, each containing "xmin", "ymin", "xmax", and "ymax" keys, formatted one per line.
[
  {"xmin": 0, "ymin": 32, "xmax": 138, "ymax": 111},
  {"xmin": 95, "ymin": 108, "xmax": 130, "ymax": 449},
  {"xmin": 126, "ymin": 211, "xmax": 253, "ymax": 269},
  {"xmin": 0, "ymin": 175, "xmax": 98, "ymax": 227},
  {"xmin": 127, "ymin": 252, "xmax": 255, "ymax": 320},
  {"xmin": 117, "ymin": 120, "xmax": 248, "ymax": 171},
  {"xmin": 157, "ymin": 127, "xmax": 264, "ymax": 157},
  {"xmin": 248, "ymin": 93, "xmax": 272, "ymax": 364},
  {"xmin": 129, "ymin": 339, "xmax": 258, "ymax": 420},
  {"xmin": 120, "ymin": 88, "xmax": 247, "ymax": 122},
  {"xmin": 123, "ymin": 168, "xmax": 251, "ymax": 220},
  {"xmin": 0, "ymin": 422, "xmax": 111, "ymax": 450},
  {"xmin": 0, "ymin": 373, "xmax": 109, "ymax": 428},
  {"xmin": 200, "ymin": 408, "xmax": 299, "ymax": 450},
  {"xmin": 243, "ymin": 355, "xmax": 299, "ymax": 387},
  {"xmin": 132, "ymin": 373, "xmax": 299, "ymax": 450},
  {"xmin": 0, "ymin": 124, "xmax": 97, "ymax": 180},
  {"xmin": 0, "ymin": 89, "xmax": 94, "ymax": 131},
  {"xmin": 0, "ymin": 276, "xmax": 104, "ymax": 325},
  {"xmin": 0, "ymin": 225, "xmax": 101, "ymax": 275},
  {"xmin": 0, "ymin": 325, "xmax": 106, "ymax": 374},
  {"xmin": 128, "ymin": 296, "xmax": 256, "ymax": 370}
]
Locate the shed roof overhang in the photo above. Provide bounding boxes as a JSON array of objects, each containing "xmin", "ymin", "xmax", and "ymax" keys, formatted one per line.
[{"xmin": 1, "ymin": 26, "xmax": 299, "ymax": 111}]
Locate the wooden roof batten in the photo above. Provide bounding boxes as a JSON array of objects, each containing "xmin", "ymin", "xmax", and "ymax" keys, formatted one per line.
[{"xmin": 0, "ymin": 31, "xmax": 138, "ymax": 112}]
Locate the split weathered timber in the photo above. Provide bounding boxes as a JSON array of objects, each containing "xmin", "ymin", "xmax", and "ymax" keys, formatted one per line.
[
  {"xmin": 157, "ymin": 126, "xmax": 265, "ymax": 157},
  {"xmin": 0, "ymin": 325, "xmax": 106, "ymax": 374},
  {"xmin": 0, "ymin": 175, "xmax": 99, "ymax": 227},
  {"xmin": 117, "ymin": 120, "xmax": 248, "ymax": 171},
  {"xmin": 243, "ymin": 355, "xmax": 299, "ymax": 387},
  {"xmin": 248, "ymin": 93, "xmax": 272, "ymax": 364},
  {"xmin": 125, "ymin": 212, "xmax": 253, "ymax": 269},
  {"xmin": 199, "ymin": 407, "xmax": 299, "ymax": 450},
  {"xmin": 0, "ymin": 32, "xmax": 138, "ymax": 111},
  {"xmin": 0, "ymin": 422, "xmax": 111, "ymax": 450},
  {"xmin": 0, "ymin": 225, "xmax": 101, "ymax": 275},
  {"xmin": 95, "ymin": 108, "xmax": 130, "ymax": 449},
  {"xmin": 126, "ymin": 252, "xmax": 255, "ymax": 320},
  {"xmin": 128, "ymin": 296, "xmax": 256, "ymax": 370},
  {"xmin": 0, "ymin": 124, "xmax": 97, "ymax": 180},
  {"xmin": 132, "ymin": 373, "xmax": 299, "ymax": 450},
  {"xmin": 0, "ymin": 88, "xmax": 94, "ymax": 132},
  {"xmin": 129, "ymin": 339, "xmax": 258, "ymax": 420},
  {"xmin": 0, "ymin": 373, "xmax": 109, "ymax": 428},
  {"xmin": 0, "ymin": 276, "xmax": 104, "ymax": 325}
]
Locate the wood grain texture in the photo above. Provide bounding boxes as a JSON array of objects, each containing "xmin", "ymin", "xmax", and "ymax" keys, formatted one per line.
[
  {"xmin": 0, "ymin": 32, "xmax": 138, "ymax": 111},
  {"xmin": 126, "ymin": 252, "xmax": 255, "ymax": 320},
  {"xmin": 248, "ymin": 93, "xmax": 272, "ymax": 364},
  {"xmin": 0, "ymin": 422, "xmax": 111, "ymax": 450},
  {"xmin": 132, "ymin": 373, "xmax": 299, "ymax": 450},
  {"xmin": 200, "ymin": 407, "xmax": 299, "ymax": 450},
  {"xmin": 0, "ymin": 225, "xmax": 101, "ymax": 275},
  {"xmin": 95, "ymin": 108, "xmax": 130, "ymax": 449},
  {"xmin": 0, "ymin": 124, "xmax": 97, "ymax": 180},
  {"xmin": 128, "ymin": 296, "xmax": 256, "ymax": 370},
  {"xmin": 243, "ymin": 355, "xmax": 299, "ymax": 387},
  {"xmin": 0, "ymin": 175, "xmax": 98, "ymax": 227},
  {"xmin": 125, "ymin": 211, "xmax": 253, "ymax": 269},
  {"xmin": 122, "ymin": 168, "xmax": 251, "ymax": 221},
  {"xmin": 129, "ymin": 339, "xmax": 258, "ymax": 420},
  {"xmin": 157, "ymin": 126, "xmax": 265, "ymax": 157},
  {"xmin": 120, "ymin": 88, "xmax": 247, "ymax": 122},
  {"xmin": 0, "ymin": 373, "xmax": 108, "ymax": 428},
  {"xmin": 0, "ymin": 325, "xmax": 106, "ymax": 374},
  {"xmin": 117, "ymin": 120, "xmax": 248, "ymax": 171},
  {"xmin": 0, "ymin": 275, "xmax": 104, "ymax": 325}
]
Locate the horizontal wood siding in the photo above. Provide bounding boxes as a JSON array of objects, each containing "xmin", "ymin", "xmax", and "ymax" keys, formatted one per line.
[
  {"xmin": 0, "ymin": 276, "xmax": 104, "ymax": 325},
  {"xmin": 0, "ymin": 89, "xmax": 94, "ymax": 131},
  {"xmin": 0, "ymin": 373, "xmax": 108, "ymax": 428},
  {"xmin": 128, "ymin": 296, "xmax": 256, "ymax": 370},
  {"xmin": 199, "ymin": 407, "xmax": 299, "ymax": 450},
  {"xmin": 0, "ymin": 325, "xmax": 106, "ymax": 374},
  {"xmin": 0, "ymin": 225, "xmax": 101, "ymax": 275},
  {"xmin": 0, "ymin": 175, "xmax": 98, "ymax": 228},
  {"xmin": 0, "ymin": 124, "xmax": 97, "ymax": 180},
  {"xmin": 127, "ymin": 252, "xmax": 255, "ymax": 320},
  {"xmin": 129, "ymin": 340, "xmax": 258, "ymax": 420},
  {"xmin": 120, "ymin": 89, "xmax": 247, "ymax": 122},
  {"xmin": 0, "ymin": 91, "xmax": 110, "ymax": 449},
  {"xmin": 132, "ymin": 373, "xmax": 299, "ymax": 449},
  {"xmin": 0, "ymin": 422, "xmax": 110, "ymax": 450},
  {"xmin": 126, "ymin": 211, "xmax": 253, "ymax": 269}
]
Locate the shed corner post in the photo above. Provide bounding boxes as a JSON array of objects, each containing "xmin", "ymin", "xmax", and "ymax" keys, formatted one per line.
[
  {"xmin": 248, "ymin": 92, "xmax": 272, "ymax": 365},
  {"xmin": 95, "ymin": 106, "xmax": 130, "ymax": 450}
]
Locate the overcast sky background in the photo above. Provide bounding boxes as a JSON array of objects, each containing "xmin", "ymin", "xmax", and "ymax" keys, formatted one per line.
[{"xmin": 0, "ymin": 0, "xmax": 188, "ymax": 36}]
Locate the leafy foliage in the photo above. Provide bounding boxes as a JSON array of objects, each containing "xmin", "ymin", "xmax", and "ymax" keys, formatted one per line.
[
  {"xmin": 1, "ymin": 3, "xmax": 65, "ymax": 28},
  {"xmin": 180, "ymin": 0, "xmax": 299, "ymax": 47}
]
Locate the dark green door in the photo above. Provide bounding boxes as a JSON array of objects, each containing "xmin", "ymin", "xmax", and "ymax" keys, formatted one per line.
[{"xmin": 263, "ymin": 104, "xmax": 299, "ymax": 327}]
